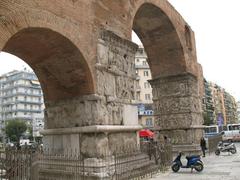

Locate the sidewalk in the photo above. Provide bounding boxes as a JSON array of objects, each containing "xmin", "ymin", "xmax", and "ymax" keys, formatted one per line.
[{"xmin": 149, "ymin": 143, "xmax": 240, "ymax": 180}]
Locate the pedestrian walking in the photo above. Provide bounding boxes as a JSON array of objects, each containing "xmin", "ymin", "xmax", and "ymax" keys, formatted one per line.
[{"xmin": 200, "ymin": 137, "xmax": 206, "ymax": 157}]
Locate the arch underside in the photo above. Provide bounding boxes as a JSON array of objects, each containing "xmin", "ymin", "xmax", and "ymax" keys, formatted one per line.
[
  {"xmin": 133, "ymin": 3, "xmax": 186, "ymax": 78},
  {"xmin": 3, "ymin": 28, "xmax": 94, "ymax": 102}
]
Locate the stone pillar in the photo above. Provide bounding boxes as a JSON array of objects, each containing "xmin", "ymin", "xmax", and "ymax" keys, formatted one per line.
[
  {"xmin": 39, "ymin": 31, "xmax": 144, "ymax": 179},
  {"xmin": 150, "ymin": 73, "xmax": 204, "ymax": 154},
  {"xmin": 41, "ymin": 30, "xmax": 141, "ymax": 155}
]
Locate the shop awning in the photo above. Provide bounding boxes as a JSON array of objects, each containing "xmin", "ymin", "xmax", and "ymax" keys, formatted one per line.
[{"xmin": 139, "ymin": 129, "xmax": 154, "ymax": 138}]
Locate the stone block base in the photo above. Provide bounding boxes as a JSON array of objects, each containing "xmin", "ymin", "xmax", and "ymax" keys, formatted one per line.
[
  {"xmin": 159, "ymin": 128, "xmax": 203, "ymax": 145},
  {"xmin": 41, "ymin": 125, "xmax": 142, "ymax": 157},
  {"xmin": 154, "ymin": 127, "xmax": 203, "ymax": 156}
]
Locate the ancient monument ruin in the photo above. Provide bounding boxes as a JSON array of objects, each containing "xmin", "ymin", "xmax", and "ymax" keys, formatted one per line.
[{"xmin": 0, "ymin": 0, "xmax": 204, "ymax": 179}]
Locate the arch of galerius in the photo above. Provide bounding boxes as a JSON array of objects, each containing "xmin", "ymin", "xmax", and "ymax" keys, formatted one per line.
[{"xmin": 0, "ymin": 0, "xmax": 204, "ymax": 178}]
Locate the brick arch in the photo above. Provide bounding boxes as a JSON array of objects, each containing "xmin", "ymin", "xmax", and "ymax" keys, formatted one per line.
[
  {"xmin": 132, "ymin": 2, "xmax": 187, "ymax": 78},
  {"xmin": 128, "ymin": 1, "xmax": 203, "ymax": 153},
  {"xmin": 0, "ymin": 10, "xmax": 94, "ymax": 102}
]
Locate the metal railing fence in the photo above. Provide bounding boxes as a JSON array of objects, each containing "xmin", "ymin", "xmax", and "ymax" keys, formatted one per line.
[{"xmin": 0, "ymin": 142, "xmax": 172, "ymax": 180}]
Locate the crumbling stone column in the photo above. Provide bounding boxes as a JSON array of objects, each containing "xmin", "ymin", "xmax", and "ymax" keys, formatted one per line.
[{"xmin": 150, "ymin": 73, "xmax": 204, "ymax": 154}]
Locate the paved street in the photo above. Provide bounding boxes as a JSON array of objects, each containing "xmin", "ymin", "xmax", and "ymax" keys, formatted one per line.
[{"xmin": 150, "ymin": 143, "xmax": 240, "ymax": 180}]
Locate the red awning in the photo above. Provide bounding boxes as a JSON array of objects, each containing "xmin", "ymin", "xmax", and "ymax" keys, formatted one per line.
[{"xmin": 139, "ymin": 129, "xmax": 154, "ymax": 138}]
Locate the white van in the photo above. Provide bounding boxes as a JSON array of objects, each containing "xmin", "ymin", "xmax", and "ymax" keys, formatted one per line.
[{"xmin": 222, "ymin": 130, "xmax": 240, "ymax": 142}]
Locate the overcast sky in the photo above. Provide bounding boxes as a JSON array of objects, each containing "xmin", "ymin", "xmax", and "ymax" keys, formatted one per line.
[
  {"xmin": 0, "ymin": 0, "xmax": 240, "ymax": 100},
  {"xmin": 0, "ymin": 52, "xmax": 31, "ymax": 74}
]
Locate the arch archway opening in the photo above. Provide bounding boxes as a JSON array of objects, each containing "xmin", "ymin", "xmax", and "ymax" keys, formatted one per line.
[
  {"xmin": 131, "ymin": 3, "xmax": 203, "ymax": 153},
  {"xmin": 132, "ymin": 31, "xmax": 154, "ymax": 129},
  {"xmin": 2, "ymin": 27, "xmax": 94, "ymax": 103},
  {"xmin": 1, "ymin": 27, "xmax": 95, "ymax": 131},
  {"xmin": 132, "ymin": 3, "xmax": 186, "ymax": 78},
  {"xmin": 0, "ymin": 51, "xmax": 45, "ymax": 144}
]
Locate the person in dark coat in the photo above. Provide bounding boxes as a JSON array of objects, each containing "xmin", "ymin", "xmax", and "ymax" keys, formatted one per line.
[{"xmin": 200, "ymin": 137, "xmax": 206, "ymax": 157}]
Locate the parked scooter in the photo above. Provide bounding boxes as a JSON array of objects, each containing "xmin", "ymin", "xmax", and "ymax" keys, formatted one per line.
[
  {"xmin": 215, "ymin": 141, "xmax": 237, "ymax": 155},
  {"xmin": 171, "ymin": 152, "xmax": 204, "ymax": 172}
]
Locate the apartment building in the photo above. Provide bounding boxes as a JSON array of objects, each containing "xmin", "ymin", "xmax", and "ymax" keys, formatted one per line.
[
  {"xmin": 202, "ymin": 79, "xmax": 215, "ymax": 125},
  {"xmin": 209, "ymin": 82, "xmax": 226, "ymax": 125},
  {"xmin": 223, "ymin": 91, "xmax": 238, "ymax": 124},
  {"xmin": 237, "ymin": 101, "xmax": 240, "ymax": 123},
  {"xmin": 0, "ymin": 70, "xmax": 44, "ymax": 140},
  {"xmin": 203, "ymin": 81, "xmax": 238, "ymax": 126},
  {"xmin": 135, "ymin": 45, "xmax": 154, "ymax": 129}
]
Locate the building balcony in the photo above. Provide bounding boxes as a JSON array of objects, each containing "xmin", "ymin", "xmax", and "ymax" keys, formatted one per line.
[
  {"xmin": 2, "ymin": 83, "xmax": 41, "ymax": 91},
  {"xmin": 1, "ymin": 73, "xmax": 37, "ymax": 82},
  {"xmin": 206, "ymin": 104, "xmax": 214, "ymax": 108},
  {"xmin": 2, "ymin": 100, "xmax": 43, "ymax": 105},
  {"xmin": 2, "ymin": 108, "xmax": 42, "ymax": 113},
  {"xmin": 135, "ymin": 64, "xmax": 150, "ymax": 69},
  {"xmin": 205, "ymin": 90, "xmax": 212, "ymax": 94},
  {"xmin": 1, "ymin": 92, "xmax": 42, "ymax": 98}
]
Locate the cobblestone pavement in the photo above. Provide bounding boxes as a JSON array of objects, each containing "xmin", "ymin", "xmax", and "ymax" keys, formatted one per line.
[{"xmin": 150, "ymin": 143, "xmax": 240, "ymax": 180}]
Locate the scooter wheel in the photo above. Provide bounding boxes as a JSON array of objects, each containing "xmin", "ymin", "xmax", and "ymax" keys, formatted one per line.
[
  {"xmin": 171, "ymin": 163, "xmax": 180, "ymax": 172},
  {"xmin": 215, "ymin": 150, "xmax": 220, "ymax": 156},
  {"xmin": 231, "ymin": 149, "xmax": 237, "ymax": 154},
  {"xmin": 194, "ymin": 162, "xmax": 204, "ymax": 172}
]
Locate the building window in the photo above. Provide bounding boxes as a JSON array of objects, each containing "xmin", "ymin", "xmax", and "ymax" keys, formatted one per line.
[
  {"xmin": 144, "ymin": 82, "xmax": 147, "ymax": 88},
  {"xmin": 145, "ymin": 94, "xmax": 151, "ymax": 100},
  {"xmin": 146, "ymin": 118, "xmax": 153, "ymax": 126},
  {"xmin": 136, "ymin": 59, "xmax": 139, "ymax": 62},
  {"xmin": 144, "ymin": 71, "xmax": 149, "ymax": 76},
  {"xmin": 143, "ymin": 61, "xmax": 147, "ymax": 65},
  {"xmin": 144, "ymin": 82, "xmax": 150, "ymax": 89},
  {"xmin": 136, "ymin": 93, "xmax": 140, "ymax": 100}
]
